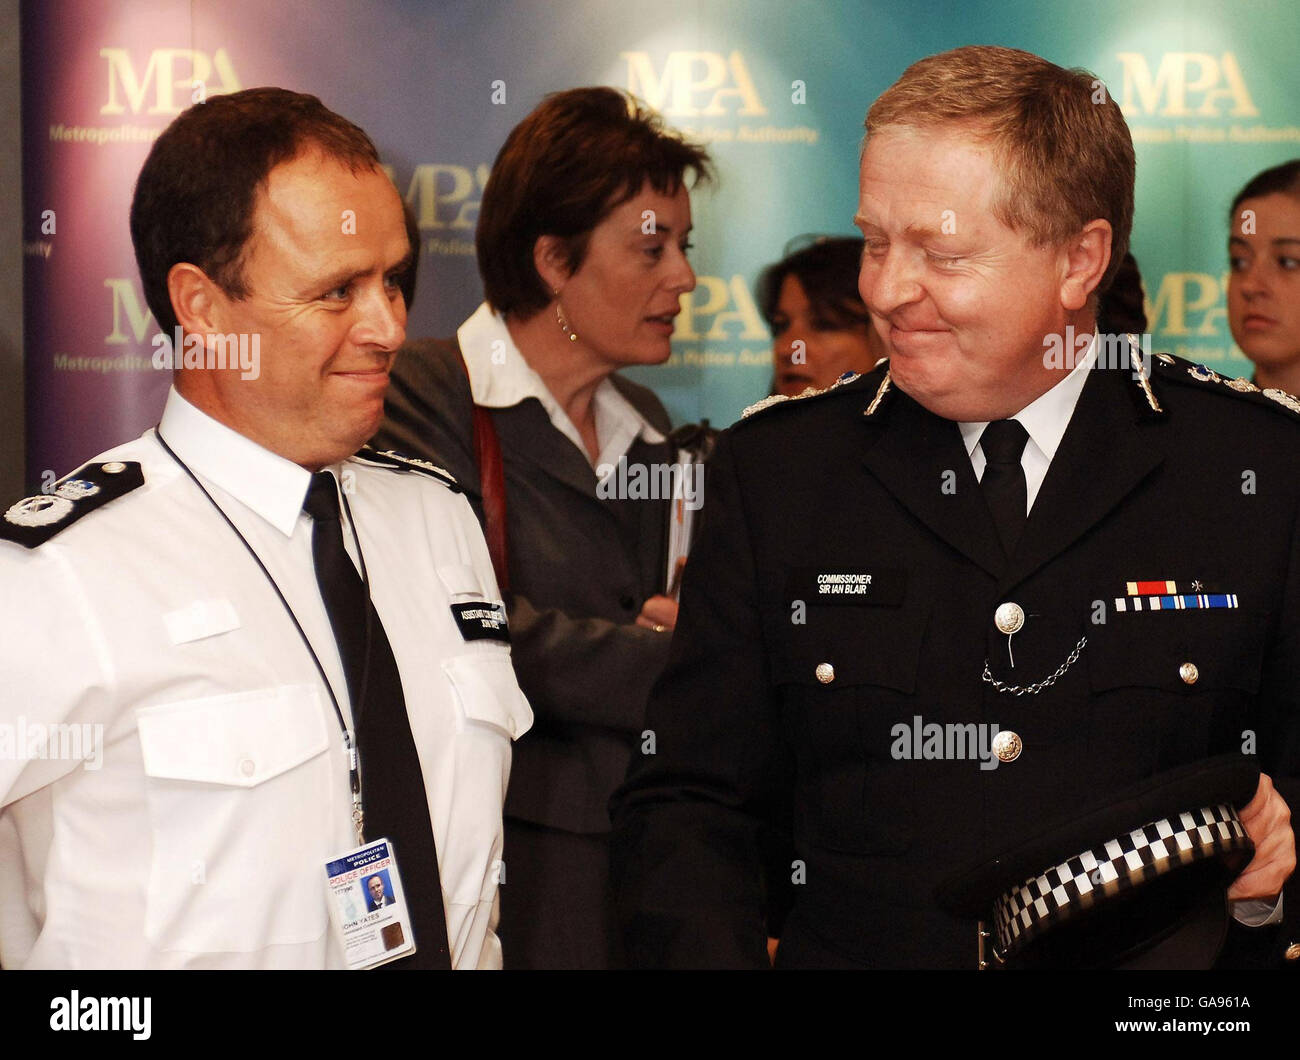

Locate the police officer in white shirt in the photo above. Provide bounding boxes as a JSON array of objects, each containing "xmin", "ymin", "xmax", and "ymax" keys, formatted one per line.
[{"xmin": 0, "ymin": 87, "xmax": 531, "ymax": 969}]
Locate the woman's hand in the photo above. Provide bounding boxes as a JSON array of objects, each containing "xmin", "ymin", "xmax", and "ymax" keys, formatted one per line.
[{"xmin": 636, "ymin": 594, "xmax": 679, "ymax": 633}]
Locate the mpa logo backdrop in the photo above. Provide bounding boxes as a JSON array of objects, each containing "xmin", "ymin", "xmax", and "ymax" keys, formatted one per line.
[{"xmin": 20, "ymin": 0, "xmax": 1300, "ymax": 483}]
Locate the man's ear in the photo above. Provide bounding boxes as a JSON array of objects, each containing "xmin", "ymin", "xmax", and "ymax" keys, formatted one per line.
[
  {"xmin": 532, "ymin": 234, "xmax": 573, "ymax": 296},
  {"xmin": 1060, "ymin": 219, "xmax": 1112, "ymax": 313},
  {"xmin": 167, "ymin": 262, "xmax": 226, "ymax": 337}
]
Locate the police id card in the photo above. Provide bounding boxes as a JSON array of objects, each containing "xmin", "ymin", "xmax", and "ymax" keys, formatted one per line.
[{"xmin": 324, "ymin": 838, "xmax": 417, "ymax": 969}]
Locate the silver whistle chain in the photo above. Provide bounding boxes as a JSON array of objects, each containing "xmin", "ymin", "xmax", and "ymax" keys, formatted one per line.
[{"xmin": 981, "ymin": 635, "xmax": 1088, "ymax": 696}]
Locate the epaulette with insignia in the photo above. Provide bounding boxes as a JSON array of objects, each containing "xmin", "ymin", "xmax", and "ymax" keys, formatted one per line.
[
  {"xmin": 1, "ymin": 461, "xmax": 144, "ymax": 549},
  {"xmin": 1149, "ymin": 351, "xmax": 1300, "ymax": 419},
  {"xmin": 354, "ymin": 446, "xmax": 461, "ymax": 491},
  {"xmin": 741, "ymin": 369, "xmax": 869, "ymax": 421}
]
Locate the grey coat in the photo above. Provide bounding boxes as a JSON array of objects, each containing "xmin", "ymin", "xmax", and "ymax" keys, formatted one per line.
[{"xmin": 375, "ymin": 337, "xmax": 674, "ymax": 835}]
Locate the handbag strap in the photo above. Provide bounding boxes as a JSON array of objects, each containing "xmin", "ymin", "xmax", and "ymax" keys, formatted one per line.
[{"xmin": 456, "ymin": 348, "xmax": 510, "ymax": 591}]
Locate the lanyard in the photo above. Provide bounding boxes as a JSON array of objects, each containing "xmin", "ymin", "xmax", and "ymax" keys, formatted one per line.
[{"xmin": 155, "ymin": 429, "xmax": 371, "ymax": 846}]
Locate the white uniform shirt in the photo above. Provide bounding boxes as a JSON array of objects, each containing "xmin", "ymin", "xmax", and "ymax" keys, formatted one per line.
[{"xmin": 0, "ymin": 388, "xmax": 532, "ymax": 968}]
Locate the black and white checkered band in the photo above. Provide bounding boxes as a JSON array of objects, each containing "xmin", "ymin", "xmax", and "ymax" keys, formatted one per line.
[{"xmin": 992, "ymin": 804, "xmax": 1251, "ymax": 959}]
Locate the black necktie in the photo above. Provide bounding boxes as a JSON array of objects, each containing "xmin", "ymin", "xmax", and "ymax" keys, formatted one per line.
[
  {"xmin": 303, "ymin": 471, "xmax": 451, "ymax": 970},
  {"xmin": 979, "ymin": 419, "xmax": 1029, "ymax": 557}
]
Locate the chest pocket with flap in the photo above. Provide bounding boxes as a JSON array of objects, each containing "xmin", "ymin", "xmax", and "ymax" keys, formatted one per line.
[
  {"xmin": 1085, "ymin": 610, "xmax": 1266, "ymax": 774},
  {"xmin": 1087, "ymin": 610, "xmax": 1265, "ymax": 695},
  {"xmin": 768, "ymin": 577, "xmax": 929, "ymax": 856},
  {"xmin": 443, "ymin": 652, "xmax": 534, "ymax": 742},
  {"xmin": 135, "ymin": 684, "xmax": 334, "ymax": 954}
]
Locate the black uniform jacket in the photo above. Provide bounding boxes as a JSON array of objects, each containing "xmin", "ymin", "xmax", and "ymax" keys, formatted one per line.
[{"xmin": 611, "ymin": 354, "xmax": 1300, "ymax": 969}]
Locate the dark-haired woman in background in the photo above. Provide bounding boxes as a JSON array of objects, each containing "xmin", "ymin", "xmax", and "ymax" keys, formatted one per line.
[
  {"xmin": 1228, "ymin": 159, "xmax": 1300, "ymax": 394},
  {"xmin": 376, "ymin": 88, "xmax": 711, "ymax": 968},
  {"xmin": 757, "ymin": 236, "xmax": 885, "ymax": 398}
]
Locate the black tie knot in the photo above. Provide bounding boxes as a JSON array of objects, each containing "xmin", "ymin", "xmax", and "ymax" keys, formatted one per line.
[
  {"xmin": 980, "ymin": 419, "xmax": 1029, "ymax": 465},
  {"xmin": 304, "ymin": 471, "xmax": 342, "ymax": 522}
]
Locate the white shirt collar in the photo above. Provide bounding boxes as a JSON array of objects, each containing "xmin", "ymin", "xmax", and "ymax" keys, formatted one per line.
[
  {"xmin": 156, "ymin": 386, "xmax": 314, "ymax": 538},
  {"xmin": 959, "ymin": 331, "xmax": 1098, "ymax": 511},
  {"xmin": 457, "ymin": 302, "xmax": 666, "ymax": 467}
]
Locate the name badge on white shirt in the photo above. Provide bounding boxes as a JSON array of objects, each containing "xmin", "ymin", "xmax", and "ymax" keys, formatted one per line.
[{"xmin": 324, "ymin": 838, "xmax": 417, "ymax": 969}]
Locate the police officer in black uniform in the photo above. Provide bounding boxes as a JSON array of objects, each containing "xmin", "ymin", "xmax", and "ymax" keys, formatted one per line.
[{"xmin": 611, "ymin": 45, "xmax": 1299, "ymax": 970}]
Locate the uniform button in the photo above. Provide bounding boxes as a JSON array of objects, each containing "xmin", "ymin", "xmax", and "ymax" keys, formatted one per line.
[
  {"xmin": 619, "ymin": 595, "xmax": 636, "ymax": 612},
  {"xmin": 239, "ymin": 758, "xmax": 256, "ymax": 777},
  {"xmin": 1179, "ymin": 662, "xmax": 1199, "ymax": 685},
  {"xmin": 815, "ymin": 662, "xmax": 835, "ymax": 684},
  {"xmin": 1285, "ymin": 942, "xmax": 1300, "ymax": 962},
  {"xmin": 994, "ymin": 602, "xmax": 1025, "ymax": 634},
  {"xmin": 992, "ymin": 730, "xmax": 1022, "ymax": 763},
  {"xmin": 101, "ymin": 461, "xmax": 127, "ymax": 474}
]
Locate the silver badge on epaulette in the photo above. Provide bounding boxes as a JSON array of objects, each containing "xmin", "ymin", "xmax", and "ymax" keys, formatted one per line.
[
  {"xmin": 55, "ymin": 479, "xmax": 100, "ymax": 500},
  {"xmin": 5, "ymin": 495, "xmax": 74, "ymax": 527},
  {"xmin": 1263, "ymin": 388, "xmax": 1300, "ymax": 414}
]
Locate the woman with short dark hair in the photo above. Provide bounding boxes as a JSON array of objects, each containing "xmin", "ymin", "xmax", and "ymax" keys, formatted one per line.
[{"xmin": 376, "ymin": 87, "xmax": 711, "ymax": 968}]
